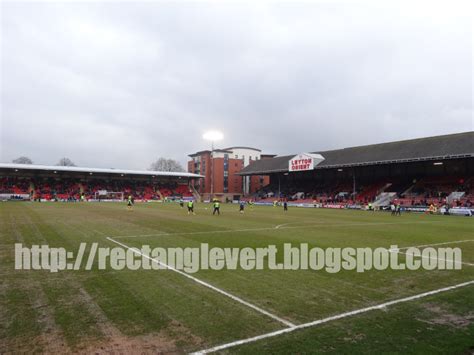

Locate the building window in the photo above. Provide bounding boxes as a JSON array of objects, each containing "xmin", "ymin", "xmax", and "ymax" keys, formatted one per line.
[
  {"xmin": 223, "ymin": 153, "xmax": 229, "ymax": 171},
  {"xmin": 223, "ymin": 177, "xmax": 228, "ymax": 193}
]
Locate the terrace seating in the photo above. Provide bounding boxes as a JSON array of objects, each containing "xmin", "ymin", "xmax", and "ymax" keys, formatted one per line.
[
  {"xmin": 0, "ymin": 177, "xmax": 183, "ymax": 201},
  {"xmin": 355, "ymin": 181, "xmax": 387, "ymax": 203},
  {"xmin": 0, "ymin": 177, "xmax": 30, "ymax": 194},
  {"xmin": 250, "ymin": 175, "xmax": 473, "ymax": 207},
  {"xmin": 174, "ymin": 184, "xmax": 193, "ymax": 197}
]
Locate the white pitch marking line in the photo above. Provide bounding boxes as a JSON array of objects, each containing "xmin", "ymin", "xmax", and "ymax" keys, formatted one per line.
[
  {"xmin": 106, "ymin": 237, "xmax": 295, "ymax": 328},
  {"xmin": 111, "ymin": 227, "xmax": 275, "ymax": 239},
  {"xmin": 112, "ymin": 221, "xmax": 436, "ymax": 239},
  {"xmin": 398, "ymin": 239, "xmax": 474, "ymax": 250},
  {"xmin": 392, "ymin": 239, "xmax": 474, "ymax": 267},
  {"xmin": 274, "ymin": 220, "xmax": 434, "ymax": 230},
  {"xmin": 392, "ymin": 250, "xmax": 474, "ymax": 267},
  {"xmin": 192, "ymin": 280, "xmax": 474, "ymax": 354}
]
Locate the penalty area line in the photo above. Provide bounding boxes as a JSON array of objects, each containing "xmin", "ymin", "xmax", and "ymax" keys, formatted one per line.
[
  {"xmin": 106, "ymin": 237, "xmax": 295, "ymax": 328},
  {"xmin": 393, "ymin": 239, "xmax": 474, "ymax": 267},
  {"xmin": 111, "ymin": 221, "xmax": 439, "ymax": 239},
  {"xmin": 392, "ymin": 249, "xmax": 474, "ymax": 267},
  {"xmin": 192, "ymin": 279, "xmax": 474, "ymax": 354},
  {"xmin": 398, "ymin": 239, "xmax": 474, "ymax": 250},
  {"xmin": 274, "ymin": 220, "xmax": 436, "ymax": 230}
]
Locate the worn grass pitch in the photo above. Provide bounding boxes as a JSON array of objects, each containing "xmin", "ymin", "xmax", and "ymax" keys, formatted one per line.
[{"xmin": 0, "ymin": 202, "xmax": 473, "ymax": 354}]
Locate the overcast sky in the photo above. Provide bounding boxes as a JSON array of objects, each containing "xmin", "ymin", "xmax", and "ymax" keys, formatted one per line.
[{"xmin": 1, "ymin": 1, "xmax": 472, "ymax": 169}]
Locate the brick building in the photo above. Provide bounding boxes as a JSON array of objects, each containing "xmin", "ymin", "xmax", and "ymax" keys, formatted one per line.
[{"xmin": 188, "ymin": 147, "xmax": 274, "ymax": 200}]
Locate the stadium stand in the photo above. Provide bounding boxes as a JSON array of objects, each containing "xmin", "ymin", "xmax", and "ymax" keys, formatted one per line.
[
  {"xmin": 248, "ymin": 176, "xmax": 473, "ymax": 208},
  {"xmin": 0, "ymin": 164, "xmax": 202, "ymax": 201},
  {"xmin": 239, "ymin": 132, "xmax": 474, "ymax": 208},
  {"xmin": 1, "ymin": 132, "xmax": 473, "ymax": 209}
]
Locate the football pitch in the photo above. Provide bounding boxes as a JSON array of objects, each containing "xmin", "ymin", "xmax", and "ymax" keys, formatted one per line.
[{"xmin": 1, "ymin": 202, "xmax": 473, "ymax": 354}]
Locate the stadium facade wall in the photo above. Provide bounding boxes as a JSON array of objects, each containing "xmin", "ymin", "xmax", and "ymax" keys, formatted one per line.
[{"xmin": 188, "ymin": 147, "xmax": 272, "ymax": 200}]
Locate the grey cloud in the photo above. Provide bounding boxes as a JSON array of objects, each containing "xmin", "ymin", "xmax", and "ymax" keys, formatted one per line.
[{"xmin": 1, "ymin": 1, "xmax": 472, "ymax": 169}]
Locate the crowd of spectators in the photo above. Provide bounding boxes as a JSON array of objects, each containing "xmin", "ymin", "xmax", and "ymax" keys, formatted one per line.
[
  {"xmin": 250, "ymin": 176, "xmax": 473, "ymax": 208},
  {"xmin": 0, "ymin": 177, "xmax": 193, "ymax": 201}
]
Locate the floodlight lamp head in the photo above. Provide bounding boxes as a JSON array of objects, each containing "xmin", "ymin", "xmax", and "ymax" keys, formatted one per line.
[{"xmin": 203, "ymin": 130, "xmax": 224, "ymax": 142}]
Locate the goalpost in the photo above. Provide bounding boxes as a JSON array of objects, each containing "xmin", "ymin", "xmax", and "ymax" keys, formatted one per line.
[{"xmin": 94, "ymin": 190, "xmax": 124, "ymax": 201}]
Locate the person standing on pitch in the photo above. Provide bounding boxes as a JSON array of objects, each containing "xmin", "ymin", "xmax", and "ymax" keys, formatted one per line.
[
  {"xmin": 239, "ymin": 200, "xmax": 245, "ymax": 214},
  {"xmin": 390, "ymin": 202, "xmax": 396, "ymax": 215},
  {"xmin": 249, "ymin": 199, "xmax": 254, "ymax": 210},
  {"xmin": 187, "ymin": 200, "xmax": 195, "ymax": 215},
  {"xmin": 127, "ymin": 195, "xmax": 134, "ymax": 211},
  {"xmin": 396, "ymin": 203, "xmax": 401, "ymax": 216},
  {"xmin": 213, "ymin": 200, "xmax": 220, "ymax": 215},
  {"xmin": 283, "ymin": 200, "xmax": 288, "ymax": 211}
]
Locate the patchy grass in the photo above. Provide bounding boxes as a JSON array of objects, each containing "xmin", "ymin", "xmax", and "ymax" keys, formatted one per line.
[{"xmin": 0, "ymin": 201, "xmax": 473, "ymax": 353}]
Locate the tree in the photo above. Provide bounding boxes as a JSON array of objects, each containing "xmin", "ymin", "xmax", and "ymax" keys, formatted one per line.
[
  {"xmin": 57, "ymin": 157, "xmax": 76, "ymax": 167},
  {"xmin": 12, "ymin": 156, "xmax": 33, "ymax": 164},
  {"xmin": 149, "ymin": 158, "xmax": 185, "ymax": 172}
]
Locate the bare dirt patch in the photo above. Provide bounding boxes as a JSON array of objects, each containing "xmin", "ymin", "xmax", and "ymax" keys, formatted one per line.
[
  {"xmin": 72, "ymin": 288, "xmax": 203, "ymax": 354},
  {"xmin": 74, "ymin": 319, "xmax": 203, "ymax": 355},
  {"xmin": 419, "ymin": 303, "xmax": 474, "ymax": 329}
]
